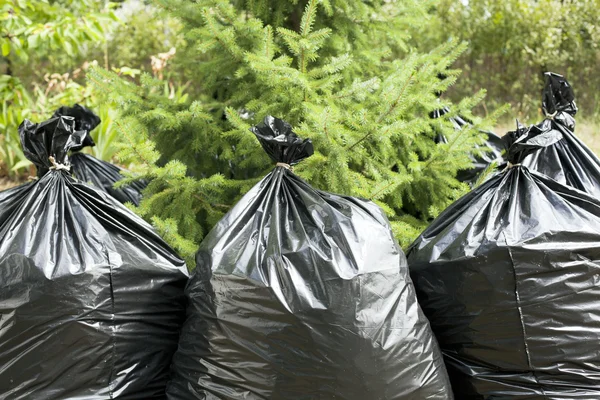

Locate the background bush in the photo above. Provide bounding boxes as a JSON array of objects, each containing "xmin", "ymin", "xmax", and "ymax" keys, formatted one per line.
[
  {"xmin": 0, "ymin": 0, "xmax": 181, "ymax": 177},
  {"xmin": 414, "ymin": 0, "xmax": 600, "ymax": 123}
]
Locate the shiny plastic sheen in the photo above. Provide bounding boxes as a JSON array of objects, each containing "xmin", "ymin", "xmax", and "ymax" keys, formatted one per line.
[
  {"xmin": 69, "ymin": 151, "xmax": 147, "ymax": 206},
  {"xmin": 0, "ymin": 116, "xmax": 189, "ymax": 399},
  {"xmin": 504, "ymin": 73, "xmax": 600, "ymax": 197},
  {"xmin": 53, "ymin": 104, "xmax": 148, "ymax": 206},
  {"xmin": 167, "ymin": 116, "xmax": 453, "ymax": 400},
  {"xmin": 407, "ymin": 123, "xmax": 600, "ymax": 399},
  {"xmin": 53, "ymin": 104, "xmax": 101, "ymax": 150}
]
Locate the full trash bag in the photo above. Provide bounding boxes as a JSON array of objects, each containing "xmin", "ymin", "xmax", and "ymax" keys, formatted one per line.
[
  {"xmin": 0, "ymin": 115, "xmax": 189, "ymax": 399},
  {"xmin": 432, "ymin": 106, "xmax": 504, "ymax": 185},
  {"xmin": 407, "ymin": 123, "xmax": 600, "ymax": 399},
  {"xmin": 52, "ymin": 104, "xmax": 148, "ymax": 206},
  {"xmin": 502, "ymin": 72, "xmax": 600, "ymax": 197},
  {"xmin": 167, "ymin": 116, "xmax": 453, "ymax": 400}
]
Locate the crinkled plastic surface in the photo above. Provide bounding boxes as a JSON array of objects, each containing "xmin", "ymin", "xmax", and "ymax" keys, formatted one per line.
[
  {"xmin": 70, "ymin": 152, "xmax": 147, "ymax": 206},
  {"xmin": 167, "ymin": 116, "xmax": 452, "ymax": 400},
  {"xmin": 407, "ymin": 125, "xmax": 600, "ymax": 399},
  {"xmin": 252, "ymin": 115, "xmax": 314, "ymax": 165},
  {"xmin": 0, "ymin": 116, "xmax": 189, "ymax": 399},
  {"xmin": 431, "ymin": 107, "xmax": 504, "ymax": 185},
  {"xmin": 542, "ymin": 72, "xmax": 577, "ymax": 117},
  {"xmin": 19, "ymin": 116, "xmax": 86, "ymax": 177},
  {"xmin": 53, "ymin": 105, "xmax": 148, "ymax": 206},
  {"xmin": 502, "ymin": 74, "xmax": 600, "ymax": 197},
  {"xmin": 53, "ymin": 104, "xmax": 101, "ymax": 150}
]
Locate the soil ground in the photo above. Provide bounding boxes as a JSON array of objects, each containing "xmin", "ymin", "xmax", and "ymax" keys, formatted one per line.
[
  {"xmin": 0, "ymin": 172, "xmax": 30, "ymax": 190},
  {"xmin": 0, "ymin": 176, "xmax": 20, "ymax": 191}
]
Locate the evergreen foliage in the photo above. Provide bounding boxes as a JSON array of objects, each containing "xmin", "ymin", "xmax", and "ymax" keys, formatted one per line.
[{"xmin": 88, "ymin": 0, "xmax": 504, "ymax": 265}]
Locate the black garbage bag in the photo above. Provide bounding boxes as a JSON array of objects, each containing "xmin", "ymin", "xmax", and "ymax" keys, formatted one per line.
[
  {"xmin": 431, "ymin": 106, "xmax": 504, "ymax": 185},
  {"xmin": 407, "ymin": 124, "xmax": 600, "ymax": 399},
  {"xmin": 52, "ymin": 104, "xmax": 101, "ymax": 150},
  {"xmin": 0, "ymin": 115, "xmax": 189, "ymax": 399},
  {"xmin": 52, "ymin": 104, "xmax": 148, "ymax": 206},
  {"xmin": 167, "ymin": 116, "xmax": 453, "ymax": 400},
  {"xmin": 502, "ymin": 72, "xmax": 600, "ymax": 197},
  {"xmin": 68, "ymin": 151, "xmax": 149, "ymax": 205}
]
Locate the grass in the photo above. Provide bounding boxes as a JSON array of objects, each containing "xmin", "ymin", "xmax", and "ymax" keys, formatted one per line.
[{"xmin": 574, "ymin": 121, "xmax": 600, "ymax": 154}]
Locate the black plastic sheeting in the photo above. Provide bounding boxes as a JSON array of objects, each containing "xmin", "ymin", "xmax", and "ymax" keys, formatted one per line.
[
  {"xmin": 52, "ymin": 104, "xmax": 100, "ymax": 151},
  {"xmin": 502, "ymin": 73, "xmax": 600, "ymax": 197},
  {"xmin": 407, "ymin": 121, "xmax": 600, "ymax": 399},
  {"xmin": 0, "ymin": 115, "xmax": 189, "ymax": 399},
  {"xmin": 69, "ymin": 151, "xmax": 148, "ymax": 206},
  {"xmin": 432, "ymin": 107, "xmax": 505, "ymax": 185},
  {"xmin": 167, "ymin": 116, "xmax": 453, "ymax": 400},
  {"xmin": 53, "ymin": 104, "xmax": 148, "ymax": 206}
]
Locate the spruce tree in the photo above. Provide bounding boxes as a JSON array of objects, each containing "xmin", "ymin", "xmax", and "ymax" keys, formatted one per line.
[{"xmin": 88, "ymin": 0, "xmax": 504, "ymax": 265}]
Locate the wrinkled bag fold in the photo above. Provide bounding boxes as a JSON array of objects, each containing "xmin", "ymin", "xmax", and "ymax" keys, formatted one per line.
[
  {"xmin": 167, "ymin": 115, "xmax": 452, "ymax": 400},
  {"xmin": 0, "ymin": 115, "xmax": 189, "ymax": 399}
]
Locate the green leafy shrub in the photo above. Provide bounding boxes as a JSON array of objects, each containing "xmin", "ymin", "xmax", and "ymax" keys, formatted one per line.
[{"xmin": 414, "ymin": 0, "xmax": 600, "ymax": 121}]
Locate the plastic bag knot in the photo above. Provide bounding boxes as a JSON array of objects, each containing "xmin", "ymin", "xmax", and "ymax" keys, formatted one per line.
[
  {"xmin": 502, "ymin": 162, "xmax": 522, "ymax": 172},
  {"xmin": 52, "ymin": 104, "xmax": 101, "ymax": 152},
  {"xmin": 251, "ymin": 116, "xmax": 314, "ymax": 166},
  {"xmin": 18, "ymin": 116, "xmax": 86, "ymax": 177},
  {"xmin": 275, "ymin": 162, "xmax": 293, "ymax": 172},
  {"xmin": 48, "ymin": 156, "xmax": 71, "ymax": 172}
]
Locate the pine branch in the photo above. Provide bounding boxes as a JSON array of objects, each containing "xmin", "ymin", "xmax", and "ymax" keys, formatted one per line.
[
  {"xmin": 300, "ymin": 0, "xmax": 318, "ymax": 37},
  {"xmin": 377, "ymin": 70, "xmax": 416, "ymax": 124}
]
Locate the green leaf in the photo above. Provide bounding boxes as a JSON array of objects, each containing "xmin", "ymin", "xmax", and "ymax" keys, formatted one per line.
[
  {"xmin": 1, "ymin": 42, "xmax": 10, "ymax": 57},
  {"xmin": 108, "ymin": 11, "xmax": 120, "ymax": 22},
  {"xmin": 93, "ymin": 20, "xmax": 105, "ymax": 36},
  {"xmin": 63, "ymin": 41, "xmax": 74, "ymax": 56},
  {"xmin": 11, "ymin": 160, "xmax": 32, "ymax": 172},
  {"xmin": 27, "ymin": 34, "xmax": 39, "ymax": 49}
]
